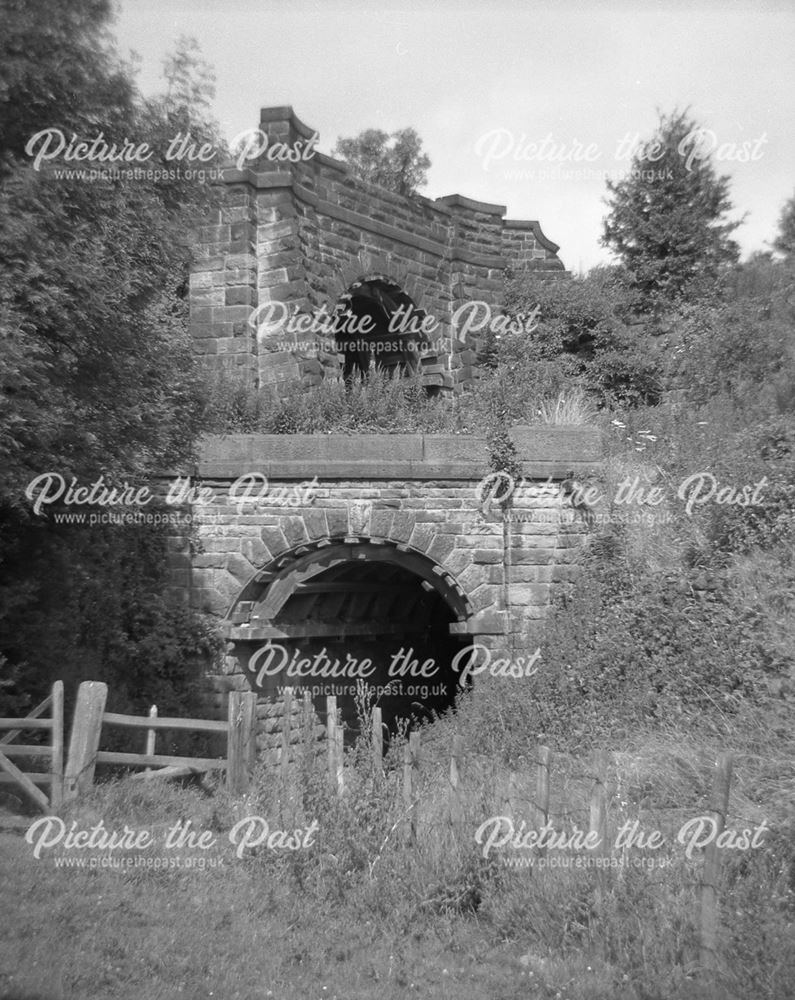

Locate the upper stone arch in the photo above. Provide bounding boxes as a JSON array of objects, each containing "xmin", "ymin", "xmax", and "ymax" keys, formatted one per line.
[{"xmin": 191, "ymin": 106, "xmax": 568, "ymax": 396}]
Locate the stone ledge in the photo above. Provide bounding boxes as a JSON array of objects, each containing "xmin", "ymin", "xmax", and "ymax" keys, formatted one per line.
[
  {"xmin": 187, "ymin": 427, "xmax": 602, "ymax": 481},
  {"xmin": 503, "ymin": 219, "xmax": 560, "ymax": 253}
]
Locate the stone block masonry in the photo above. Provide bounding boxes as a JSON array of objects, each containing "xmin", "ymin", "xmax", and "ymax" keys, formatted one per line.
[
  {"xmin": 190, "ymin": 106, "xmax": 566, "ymax": 395},
  {"xmin": 180, "ymin": 107, "xmax": 586, "ymax": 735},
  {"xmin": 162, "ymin": 427, "xmax": 602, "ymax": 727}
]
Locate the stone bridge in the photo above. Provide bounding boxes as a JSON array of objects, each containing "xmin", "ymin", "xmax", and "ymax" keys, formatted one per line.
[
  {"xmin": 166, "ymin": 428, "xmax": 600, "ymax": 732},
  {"xmin": 191, "ymin": 105, "xmax": 566, "ymax": 396},
  {"xmin": 175, "ymin": 104, "xmax": 598, "ymax": 736}
]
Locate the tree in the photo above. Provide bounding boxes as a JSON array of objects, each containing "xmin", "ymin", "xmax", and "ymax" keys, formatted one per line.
[
  {"xmin": 773, "ymin": 191, "xmax": 795, "ymax": 259},
  {"xmin": 0, "ymin": 0, "xmax": 136, "ymax": 171},
  {"xmin": 0, "ymin": 29, "xmax": 221, "ymax": 506},
  {"xmin": 333, "ymin": 127, "xmax": 430, "ymax": 196},
  {"xmin": 0, "ymin": 4, "xmax": 223, "ymax": 708},
  {"xmin": 602, "ymin": 110, "xmax": 741, "ymax": 306},
  {"xmin": 503, "ymin": 271, "xmax": 661, "ymax": 407}
]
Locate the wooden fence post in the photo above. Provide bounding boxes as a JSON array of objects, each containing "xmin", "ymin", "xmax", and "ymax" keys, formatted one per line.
[
  {"xmin": 326, "ymin": 696, "xmax": 343, "ymax": 794},
  {"xmin": 64, "ymin": 681, "xmax": 108, "ymax": 802},
  {"xmin": 371, "ymin": 706, "xmax": 383, "ymax": 775},
  {"xmin": 700, "ymin": 752, "xmax": 734, "ymax": 976},
  {"xmin": 49, "ymin": 681, "xmax": 64, "ymax": 812},
  {"xmin": 449, "ymin": 735, "xmax": 462, "ymax": 828},
  {"xmin": 403, "ymin": 731, "xmax": 420, "ymax": 844},
  {"xmin": 281, "ymin": 688, "xmax": 293, "ymax": 780},
  {"xmin": 402, "ymin": 739, "xmax": 413, "ymax": 843},
  {"xmin": 334, "ymin": 722, "xmax": 344, "ymax": 794},
  {"xmin": 535, "ymin": 744, "xmax": 550, "ymax": 850},
  {"xmin": 327, "ymin": 695, "xmax": 337, "ymax": 787},
  {"xmin": 226, "ymin": 691, "xmax": 257, "ymax": 795},
  {"xmin": 449, "ymin": 735, "xmax": 461, "ymax": 791},
  {"xmin": 144, "ymin": 705, "xmax": 157, "ymax": 776},
  {"xmin": 589, "ymin": 749, "xmax": 609, "ymax": 908},
  {"xmin": 300, "ymin": 690, "xmax": 311, "ymax": 739},
  {"xmin": 589, "ymin": 750, "xmax": 609, "ymax": 850}
]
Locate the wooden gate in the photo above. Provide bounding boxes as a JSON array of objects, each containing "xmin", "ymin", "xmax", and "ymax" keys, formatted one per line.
[{"xmin": 0, "ymin": 681, "xmax": 64, "ymax": 813}]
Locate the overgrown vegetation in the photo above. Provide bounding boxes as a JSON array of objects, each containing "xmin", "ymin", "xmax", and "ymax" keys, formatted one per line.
[
  {"xmin": 2, "ymin": 11, "xmax": 794, "ymax": 994},
  {"xmin": 0, "ymin": 3, "xmax": 224, "ymax": 721},
  {"xmin": 2, "ymin": 693, "xmax": 793, "ymax": 1000}
]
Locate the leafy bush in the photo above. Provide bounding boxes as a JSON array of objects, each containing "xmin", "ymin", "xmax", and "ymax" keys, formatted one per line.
[
  {"xmin": 0, "ymin": 517, "xmax": 223, "ymax": 752},
  {"xmin": 670, "ymin": 257, "xmax": 795, "ymax": 410},
  {"xmin": 503, "ymin": 271, "xmax": 662, "ymax": 407}
]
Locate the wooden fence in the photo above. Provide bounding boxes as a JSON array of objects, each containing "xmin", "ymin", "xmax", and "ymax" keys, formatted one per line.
[
  {"xmin": 322, "ymin": 700, "xmax": 734, "ymax": 976},
  {"xmin": 63, "ymin": 681, "xmax": 259, "ymax": 801},
  {"xmin": 0, "ymin": 681, "xmax": 259, "ymax": 810},
  {"xmin": 1, "ymin": 681, "xmax": 735, "ymax": 976}
]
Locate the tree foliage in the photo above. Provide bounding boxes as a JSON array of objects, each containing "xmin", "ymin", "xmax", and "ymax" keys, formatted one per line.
[
  {"xmin": 602, "ymin": 110, "xmax": 741, "ymax": 306},
  {"xmin": 0, "ymin": 2, "xmax": 223, "ymax": 710},
  {"xmin": 502, "ymin": 271, "xmax": 662, "ymax": 408},
  {"xmin": 333, "ymin": 127, "xmax": 430, "ymax": 196},
  {"xmin": 773, "ymin": 190, "xmax": 795, "ymax": 259},
  {"xmin": 0, "ymin": 18, "xmax": 221, "ymax": 508},
  {"xmin": 0, "ymin": 0, "xmax": 136, "ymax": 170}
]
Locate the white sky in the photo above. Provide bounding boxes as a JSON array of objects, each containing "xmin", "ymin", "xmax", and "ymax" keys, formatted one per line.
[{"xmin": 115, "ymin": 0, "xmax": 795, "ymax": 273}]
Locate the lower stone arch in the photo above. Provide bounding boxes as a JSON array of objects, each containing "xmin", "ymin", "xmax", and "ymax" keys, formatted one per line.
[{"xmin": 223, "ymin": 538, "xmax": 474, "ymax": 734}]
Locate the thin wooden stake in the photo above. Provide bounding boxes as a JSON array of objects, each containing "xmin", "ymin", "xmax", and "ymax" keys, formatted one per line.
[
  {"xmin": 334, "ymin": 720, "xmax": 344, "ymax": 795},
  {"xmin": 50, "ymin": 681, "xmax": 64, "ymax": 812},
  {"xmin": 589, "ymin": 750, "xmax": 609, "ymax": 911},
  {"xmin": 226, "ymin": 691, "xmax": 257, "ymax": 795},
  {"xmin": 535, "ymin": 744, "xmax": 550, "ymax": 851},
  {"xmin": 281, "ymin": 688, "xmax": 293, "ymax": 779},
  {"xmin": 144, "ymin": 705, "xmax": 157, "ymax": 776},
  {"xmin": 589, "ymin": 750, "xmax": 609, "ymax": 851},
  {"xmin": 325, "ymin": 697, "xmax": 344, "ymax": 794},
  {"xmin": 302, "ymin": 691, "xmax": 313, "ymax": 733},
  {"xmin": 449, "ymin": 735, "xmax": 461, "ymax": 791},
  {"xmin": 402, "ymin": 739, "xmax": 413, "ymax": 844},
  {"xmin": 449, "ymin": 735, "xmax": 462, "ymax": 829},
  {"xmin": 64, "ymin": 681, "xmax": 108, "ymax": 802},
  {"xmin": 327, "ymin": 695, "xmax": 337, "ymax": 788},
  {"xmin": 700, "ymin": 752, "xmax": 734, "ymax": 976},
  {"xmin": 371, "ymin": 706, "xmax": 383, "ymax": 775},
  {"xmin": 300, "ymin": 691, "xmax": 315, "ymax": 766},
  {"xmin": 403, "ymin": 731, "xmax": 420, "ymax": 844}
]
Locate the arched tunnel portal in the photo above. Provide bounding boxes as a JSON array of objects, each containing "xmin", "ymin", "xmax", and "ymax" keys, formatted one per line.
[{"xmin": 223, "ymin": 540, "xmax": 474, "ymax": 736}]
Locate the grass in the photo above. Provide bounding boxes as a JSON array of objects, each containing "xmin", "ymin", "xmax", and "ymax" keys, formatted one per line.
[
  {"xmin": 201, "ymin": 366, "xmax": 601, "ymax": 436},
  {"xmin": 0, "ymin": 830, "xmax": 525, "ymax": 1000},
  {"xmin": 5, "ymin": 274, "xmax": 795, "ymax": 999},
  {"xmin": 536, "ymin": 388, "xmax": 599, "ymax": 426},
  {"xmin": 2, "ymin": 700, "xmax": 793, "ymax": 1000}
]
